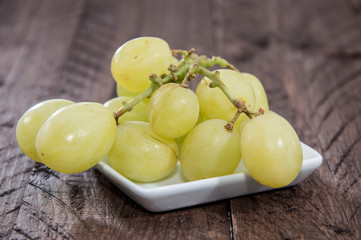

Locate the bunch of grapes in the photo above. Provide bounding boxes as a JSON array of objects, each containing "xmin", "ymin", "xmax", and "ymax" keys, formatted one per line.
[{"xmin": 16, "ymin": 37, "xmax": 303, "ymax": 188}]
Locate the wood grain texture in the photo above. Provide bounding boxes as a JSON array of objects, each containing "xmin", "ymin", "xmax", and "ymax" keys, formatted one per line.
[
  {"xmin": 221, "ymin": 0, "xmax": 361, "ymax": 239},
  {"xmin": 0, "ymin": 0, "xmax": 360, "ymax": 239}
]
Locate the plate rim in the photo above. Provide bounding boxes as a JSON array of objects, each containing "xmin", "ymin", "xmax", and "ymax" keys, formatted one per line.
[{"xmin": 96, "ymin": 142, "xmax": 323, "ymax": 211}]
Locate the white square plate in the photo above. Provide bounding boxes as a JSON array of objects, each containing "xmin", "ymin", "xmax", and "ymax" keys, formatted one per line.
[{"xmin": 96, "ymin": 142, "xmax": 322, "ymax": 212}]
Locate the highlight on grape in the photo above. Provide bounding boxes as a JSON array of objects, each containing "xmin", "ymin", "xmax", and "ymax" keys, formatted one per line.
[{"xmin": 16, "ymin": 36, "xmax": 303, "ymax": 188}]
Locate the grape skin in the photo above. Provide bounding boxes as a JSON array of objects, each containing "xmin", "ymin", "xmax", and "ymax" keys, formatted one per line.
[
  {"xmin": 180, "ymin": 119, "xmax": 241, "ymax": 181},
  {"xmin": 116, "ymin": 84, "xmax": 140, "ymax": 98},
  {"xmin": 241, "ymin": 111, "xmax": 303, "ymax": 188},
  {"xmin": 116, "ymin": 84, "xmax": 151, "ymax": 105},
  {"xmin": 148, "ymin": 83, "xmax": 199, "ymax": 139},
  {"xmin": 107, "ymin": 121, "xmax": 179, "ymax": 182},
  {"xmin": 242, "ymin": 73, "xmax": 269, "ymax": 112},
  {"xmin": 104, "ymin": 96, "xmax": 148, "ymax": 123},
  {"xmin": 196, "ymin": 69, "xmax": 256, "ymax": 127},
  {"xmin": 111, "ymin": 37, "xmax": 173, "ymax": 92},
  {"xmin": 115, "ymin": 56, "xmax": 179, "ymax": 99},
  {"xmin": 35, "ymin": 102, "xmax": 117, "ymax": 173},
  {"xmin": 237, "ymin": 73, "xmax": 268, "ymax": 153},
  {"xmin": 16, "ymin": 99, "xmax": 74, "ymax": 162}
]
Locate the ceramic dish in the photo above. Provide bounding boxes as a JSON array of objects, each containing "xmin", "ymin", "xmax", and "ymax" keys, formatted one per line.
[{"xmin": 96, "ymin": 142, "xmax": 322, "ymax": 212}]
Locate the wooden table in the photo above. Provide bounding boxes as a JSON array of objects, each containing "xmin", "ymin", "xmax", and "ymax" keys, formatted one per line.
[{"xmin": 1, "ymin": 0, "xmax": 360, "ymax": 239}]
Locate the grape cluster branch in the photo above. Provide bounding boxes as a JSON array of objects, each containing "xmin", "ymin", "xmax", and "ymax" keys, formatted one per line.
[{"xmin": 113, "ymin": 49, "xmax": 258, "ymax": 128}]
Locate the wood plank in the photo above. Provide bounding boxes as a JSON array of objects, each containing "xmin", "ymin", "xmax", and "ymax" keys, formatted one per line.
[
  {"xmin": 221, "ymin": 0, "xmax": 361, "ymax": 239},
  {"xmin": 7, "ymin": 0, "xmax": 232, "ymax": 239},
  {"xmin": 0, "ymin": 1, "xmax": 85, "ymax": 238}
]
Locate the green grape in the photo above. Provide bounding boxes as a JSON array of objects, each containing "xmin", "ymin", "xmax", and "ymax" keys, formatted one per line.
[
  {"xmin": 170, "ymin": 56, "xmax": 179, "ymax": 66},
  {"xmin": 175, "ymin": 135, "xmax": 187, "ymax": 151},
  {"xmin": 16, "ymin": 99, "xmax": 74, "ymax": 163},
  {"xmin": 242, "ymin": 73, "xmax": 269, "ymax": 111},
  {"xmin": 116, "ymin": 84, "xmax": 150, "ymax": 105},
  {"xmin": 148, "ymin": 83, "xmax": 199, "ymax": 138},
  {"xmin": 237, "ymin": 117, "xmax": 250, "ymax": 156},
  {"xmin": 196, "ymin": 69, "xmax": 256, "ymax": 126},
  {"xmin": 241, "ymin": 111, "xmax": 303, "ymax": 188},
  {"xmin": 238, "ymin": 117, "xmax": 250, "ymax": 137},
  {"xmin": 115, "ymin": 56, "xmax": 179, "ymax": 99},
  {"xmin": 116, "ymin": 83, "xmax": 140, "ymax": 98},
  {"xmin": 175, "ymin": 113, "xmax": 205, "ymax": 151},
  {"xmin": 111, "ymin": 37, "xmax": 173, "ymax": 92},
  {"xmin": 180, "ymin": 119, "xmax": 241, "ymax": 181},
  {"xmin": 238, "ymin": 110, "xmax": 271, "ymax": 137},
  {"xmin": 107, "ymin": 121, "xmax": 178, "ymax": 182},
  {"xmin": 196, "ymin": 111, "xmax": 207, "ymax": 125},
  {"xmin": 104, "ymin": 96, "xmax": 148, "ymax": 123},
  {"xmin": 35, "ymin": 102, "xmax": 117, "ymax": 173}
]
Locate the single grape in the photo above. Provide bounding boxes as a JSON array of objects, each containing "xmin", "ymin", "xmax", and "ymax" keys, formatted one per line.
[
  {"xmin": 196, "ymin": 69, "xmax": 256, "ymax": 126},
  {"xmin": 116, "ymin": 84, "xmax": 140, "ymax": 98},
  {"xmin": 170, "ymin": 56, "xmax": 179, "ymax": 66},
  {"xmin": 116, "ymin": 85, "xmax": 150, "ymax": 105},
  {"xmin": 238, "ymin": 110, "xmax": 270, "ymax": 137},
  {"xmin": 107, "ymin": 121, "xmax": 178, "ymax": 182},
  {"xmin": 242, "ymin": 73, "xmax": 269, "ymax": 111},
  {"xmin": 180, "ymin": 119, "xmax": 241, "ymax": 181},
  {"xmin": 111, "ymin": 37, "xmax": 173, "ymax": 92},
  {"xmin": 16, "ymin": 99, "xmax": 74, "ymax": 162},
  {"xmin": 35, "ymin": 102, "xmax": 117, "ymax": 173},
  {"xmin": 241, "ymin": 111, "xmax": 303, "ymax": 188},
  {"xmin": 148, "ymin": 83, "xmax": 199, "ymax": 138},
  {"xmin": 104, "ymin": 96, "xmax": 148, "ymax": 123},
  {"xmin": 115, "ymin": 56, "xmax": 179, "ymax": 100}
]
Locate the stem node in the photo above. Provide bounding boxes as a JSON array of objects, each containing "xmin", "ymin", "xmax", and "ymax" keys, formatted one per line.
[{"xmin": 225, "ymin": 123, "xmax": 234, "ymax": 131}]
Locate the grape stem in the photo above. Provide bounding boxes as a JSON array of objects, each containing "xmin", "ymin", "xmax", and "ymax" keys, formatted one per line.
[
  {"xmin": 113, "ymin": 58, "xmax": 194, "ymax": 122},
  {"xmin": 113, "ymin": 48, "xmax": 255, "ymax": 127},
  {"xmin": 184, "ymin": 64, "xmax": 254, "ymax": 129},
  {"xmin": 113, "ymin": 84, "xmax": 155, "ymax": 123},
  {"xmin": 225, "ymin": 110, "xmax": 243, "ymax": 131}
]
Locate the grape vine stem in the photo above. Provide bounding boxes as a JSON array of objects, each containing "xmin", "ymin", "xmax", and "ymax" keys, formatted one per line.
[
  {"xmin": 113, "ymin": 49, "xmax": 256, "ymax": 128},
  {"xmin": 186, "ymin": 64, "xmax": 253, "ymax": 120}
]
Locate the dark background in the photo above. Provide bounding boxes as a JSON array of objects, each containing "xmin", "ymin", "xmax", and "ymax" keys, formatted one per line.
[{"xmin": 1, "ymin": 0, "xmax": 360, "ymax": 239}]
